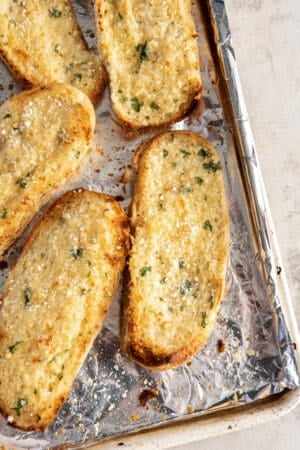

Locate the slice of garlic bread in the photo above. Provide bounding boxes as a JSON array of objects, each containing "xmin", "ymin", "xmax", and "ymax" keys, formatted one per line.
[
  {"xmin": 0, "ymin": 0, "xmax": 106, "ymax": 103},
  {"xmin": 95, "ymin": 0, "xmax": 201, "ymax": 127},
  {"xmin": 0, "ymin": 190, "xmax": 129, "ymax": 431},
  {"xmin": 0, "ymin": 83, "xmax": 95, "ymax": 258},
  {"xmin": 122, "ymin": 131, "xmax": 229, "ymax": 370}
]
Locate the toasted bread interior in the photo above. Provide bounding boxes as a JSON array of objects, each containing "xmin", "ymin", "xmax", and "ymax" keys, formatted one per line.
[
  {"xmin": 122, "ymin": 131, "xmax": 229, "ymax": 370},
  {"xmin": 95, "ymin": 0, "xmax": 201, "ymax": 127},
  {"xmin": 0, "ymin": 83, "xmax": 95, "ymax": 257},
  {"xmin": 0, "ymin": 0, "xmax": 106, "ymax": 103},
  {"xmin": 0, "ymin": 190, "xmax": 129, "ymax": 431}
]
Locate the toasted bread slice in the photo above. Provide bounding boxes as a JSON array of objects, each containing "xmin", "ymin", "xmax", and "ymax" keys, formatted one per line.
[
  {"xmin": 95, "ymin": 0, "xmax": 201, "ymax": 127},
  {"xmin": 0, "ymin": 190, "xmax": 129, "ymax": 431},
  {"xmin": 0, "ymin": 0, "xmax": 106, "ymax": 103},
  {"xmin": 0, "ymin": 83, "xmax": 95, "ymax": 258},
  {"xmin": 122, "ymin": 131, "xmax": 229, "ymax": 370}
]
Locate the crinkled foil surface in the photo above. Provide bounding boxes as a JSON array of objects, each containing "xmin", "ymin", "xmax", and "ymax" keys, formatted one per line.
[{"xmin": 0, "ymin": 1, "xmax": 299, "ymax": 448}]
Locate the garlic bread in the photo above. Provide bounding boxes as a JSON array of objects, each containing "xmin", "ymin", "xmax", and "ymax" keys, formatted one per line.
[
  {"xmin": 0, "ymin": 83, "xmax": 95, "ymax": 258},
  {"xmin": 0, "ymin": 0, "xmax": 106, "ymax": 103},
  {"xmin": 0, "ymin": 190, "xmax": 129, "ymax": 431},
  {"xmin": 95, "ymin": 0, "xmax": 201, "ymax": 127},
  {"xmin": 122, "ymin": 131, "xmax": 229, "ymax": 370}
]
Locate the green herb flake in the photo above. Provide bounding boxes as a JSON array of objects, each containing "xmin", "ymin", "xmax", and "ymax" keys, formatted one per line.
[
  {"xmin": 118, "ymin": 12, "xmax": 123, "ymax": 20},
  {"xmin": 12, "ymin": 399, "xmax": 27, "ymax": 416},
  {"xmin": 49, "ymin": 9, "xmax": 62, "ymax": 18},
  {"xmin": 71, "ymin": 248, "xmax": 84, "ymax": 259},
  {"xmin": 150, "ymin": 101, "xmax": 160, "ymax": 110},
  {"xmin": 74, "ymin": 73, "xmax": 82, "ymax": 82},
  {"xmin": 131, "ymin": 97, "xmax": 142, "ymax": 112},
  {"xmin": 201, "ymin": 311, "xmax": 207, "ymax": 328},
  {"xmin": 140, "ymin": 266, "xmax": 152, "ymax": 277},
  {"xmin": 204, "ymin": 220, "xmax": 213, "ymax": 231},
  {"xmin": 198, "ymin": 148, "xmax": 212, "ymax": 159},
  {"xmin": 24, "ymin": 287, "xmax": 32, "ymax": 306},
  {"xmin": 66, "ymin": 63, "xmax": 74, "ymax": 71},
  {"xmin": 54, "ymin": 44, "xmax": 60, "ymax": 53},
  {"xmin": 180, "ymin": 185, "xmax": 193, "ymax": 194},
  {"xmin": 135, "ymin": 41, "xmax": 149, "ymax": 63},
  {"xmin": 179, "ymin": 260, "xmax": 185, "ymax": 269},
  {"xmin": 195, "ymin": 176, "xmax": 203, "ymax": 185},
  {"xmin": 8, "ymin": 340, "xmax": 23, "ymax": 354},
  {"xmin": 160, "ymin": 277, "xmax": 167, "ymax": 284},
  {"xmin": 158, "ymin": 201, "xmax": 164, "ymax": 209},
  {"xmin": 180, "ymin": 149, "xmax": 191, "ymax": 158},
  {"xmin": 1, "ymin": 208, "xmax": 7, "ymax": 219},
  {"xmin": 159, "ymin": 297, "xmax": 165, "ymax": 302},
  {"xmin": 203, "ymin": 160, "xmax": 222, "ymax": 173},
  {"xmin": 207, "ymin": 296, "xmax": 214, "ymax": 309},
  {"xmin": 163, "ymin": 149, "xmax": 169, "ymax": 158},
  {"xmin": 34, "ymin": 388, "xmax": 38, "ymax": 395},
  {"xmin": 180, "ymin": 279, "xmax": 192, "ymax": 296},
  {"xmin": 168, "ymin": 306, "xmax": 174, "ymax": 313},
  {"xmin": 74, "ymin": 150, "xmax": 81, "ymax": 159},
  {"xmin": 16, "ymin": 178, "xmax": 27, "ymax": 188},
  {"xmin": 3, "ymin": 113, "xmax": 11, "ymax": 119}
]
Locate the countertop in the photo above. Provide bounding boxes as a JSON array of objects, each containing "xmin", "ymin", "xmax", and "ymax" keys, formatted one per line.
[{"xmin": 171, "ymin": 0, "xmax": 300, "ymax": 448}]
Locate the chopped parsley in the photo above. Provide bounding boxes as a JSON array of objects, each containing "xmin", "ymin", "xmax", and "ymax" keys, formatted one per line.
[
  {"xmin": 12, "ymin": 399, "xmax": 27, "ymax": 416},
  {"xmin": 131, "ymin": 97, "xmax": 142, "ymax": 112},
  {"xmin": 204, "ymin": 220, "xmax": 213, "ymax": 231},
  {"xmin": 180, "ymin": 279, "xmax": 192, "ymax": 295},
  {"xmin": 201, "ymin": 311, "xmax": 207, "ymax": 328},
  {"xmin": 180, "ymin": 185, "xmax": 193, "ymax": 194},
  {"xmin": 160, "ymin": 277, "xmax": 167, "ymax": 284},
  {"xmin": 16, "ymin": 178, "xmax": 27, "ymax": 188},
  {"xmin": 195, "ymin": 176, "xmax": 204, "ymax": 185},
  {"xmin": 1, "ymin": 208, "xmax": 7, "ymax": 219},
  {"xmin": 49, "ymin": 9, "xmax": 62, "ymax": 18},
  {"xmin": 74, "ymin": 73, "xmax": 82, "ymax": 82},
  {"xmin": 207, "ymin": 296, "xmax": 214, "ymax": 309},
  {"xmin": 150, "ymin": 101, "xmax": 160, "ymax": 110},
  {"xmin": 74, "ymin": 150, "xmax": 81, "ymax": 159},
  {"xmin": 163, "ymin": 149, "xmax": 169, "ymax": 158},
  {"xmin": 168, "ymin": 306, "xmax": 174, "ymax": 313},
  {"xmin": 203, "ymin": 160, "xmax": 222, "ymax": 173},
  {"xmin": 66, "ymin": 63, "xmax": 74, "ymax": 71},
  {"xmin": 71, "ymin": 248, "xmax": 84, "ymax": 259},
  {"xmin": 198, "ymin": 148, "xmax": 211, "ymax": 159},
  {"xmin": 180, "ymin": 149, "xmax": 191, "ymax": 158},
  {"xmin": 3, "ymin": 113, "xmax": 11, "ymax": 119},
  {"xmin": 9, "ymin": 340, "xmax": 23, "ymax": 354},
  {"xmin": 135, "ymin": 41, "xmax": 149, "ymax": 63},
  {"xmin": 118, "ymin": 12, "xmax": 123, "ymax": 20},
  {"xmin": 140, "ymin": 266, "xmax": 152, "ymax": 277},
  {"xmin": 24, "ymin": 288, "xmax": 32, "ymax": 306},
  {"xmin": 179, "ymin": 260, "xmax": 185, "ymax": 269}
]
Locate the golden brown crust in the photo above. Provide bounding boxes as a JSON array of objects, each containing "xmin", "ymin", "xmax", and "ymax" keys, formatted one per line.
[
  {"xmin": 122, "ymin": 131, "xmax": 229, "ymax": 370},
  {"xmin": 0, "ymin": 189, "xmax": 129, "ymax": 431}
]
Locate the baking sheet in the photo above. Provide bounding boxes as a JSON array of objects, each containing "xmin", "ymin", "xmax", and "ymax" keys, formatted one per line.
[{"xmin": 0, "ymin": 0, "xmax": 299, "ymax": 448}]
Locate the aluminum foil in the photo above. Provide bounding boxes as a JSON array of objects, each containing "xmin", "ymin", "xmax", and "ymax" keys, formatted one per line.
[{"xmin": 0, "ymin": 0, "xmax": 299, "ymax": 448}]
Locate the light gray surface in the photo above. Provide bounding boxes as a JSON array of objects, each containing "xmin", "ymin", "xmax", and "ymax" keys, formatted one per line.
[{"xmin": 170, "ymin": 0, "xmax": 300, "ymax": 448}]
